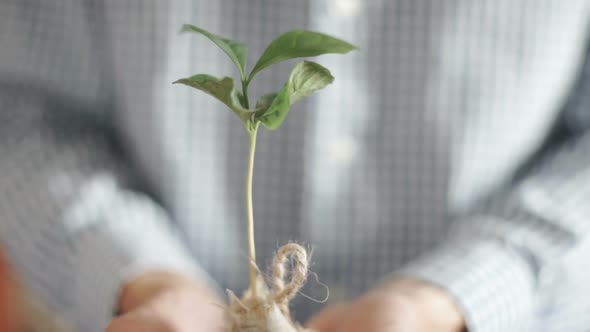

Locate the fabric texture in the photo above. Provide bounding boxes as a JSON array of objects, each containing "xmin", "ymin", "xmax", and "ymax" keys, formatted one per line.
[{"xmin": 1, "ymin": 1, "xmax": 590, "ymax": 331}]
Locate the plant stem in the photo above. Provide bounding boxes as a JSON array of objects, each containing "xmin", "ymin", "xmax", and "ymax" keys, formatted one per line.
[
  {"xmin": 242, "ymin": 80, "xmax": 250, "ymax": 109},
  {"xmin": 246, "ymin": 124, "xmax": 259, "ymax": 296}
]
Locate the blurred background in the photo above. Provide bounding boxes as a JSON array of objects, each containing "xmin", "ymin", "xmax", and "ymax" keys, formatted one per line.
[{"xmin": 1, "ymin": 0, "xmax": 590, "ymax": 331}]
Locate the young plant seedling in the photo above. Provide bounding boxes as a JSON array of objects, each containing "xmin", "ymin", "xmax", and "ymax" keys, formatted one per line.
[{"xmin": 173, "ymin": 24, "xmax": 357, "ymax": 304}]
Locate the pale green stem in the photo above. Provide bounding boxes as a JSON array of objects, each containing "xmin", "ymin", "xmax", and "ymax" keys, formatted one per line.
[
  {"xmin": 242, "ymin": 80, "xmax": 250, "ymax": 109},
  {"xmin": 246, "ymin": 124, "xmax": 259, "ymax": 296}
]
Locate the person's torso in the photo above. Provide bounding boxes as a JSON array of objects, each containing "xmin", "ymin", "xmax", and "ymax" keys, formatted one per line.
[
  {"xmin": 103, "ymin": 1, "xmax": 588, "ymax": 311},
  {"xmin": 3, "ymin": 0, "xmax": 588, "ymax": 321}
]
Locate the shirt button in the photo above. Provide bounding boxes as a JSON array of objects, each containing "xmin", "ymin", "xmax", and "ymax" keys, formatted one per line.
[
  {"xmin": 329, "ymin": 0, "xmax": 361, "ymax": 18},
  {"xmin": 328, "ymin": 135, "xmax": 358, "ymax": 165}
]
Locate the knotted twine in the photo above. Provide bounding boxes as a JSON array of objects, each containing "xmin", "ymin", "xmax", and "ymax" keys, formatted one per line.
[{"xmin": 226, "ymin": 243, "xmax": 314, "ymax": 332}]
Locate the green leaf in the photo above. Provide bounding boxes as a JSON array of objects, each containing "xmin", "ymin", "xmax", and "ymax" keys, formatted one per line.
[
  {"xmin": 255, "ymin": 61, "xmax": 334, "ymax": 130},
  {"xmin": 256, "ymin": 84, "xmax": 291, "ymax": 130},
  {"xmin": 287, "ymin": 61, "xmax": 334, "ymax": 105},
  {"xmin": 181, "ymin": 24, "xmax": 248, "ymax": 80},
  {"xmin": 254, "ymin": 93, "xmax": 278, "ymax": 111},
  {"xmin": 173, "ymin": 74, "xmax": 251, "ymax": 122},
  {"xmin": 248, "ymin": 30, "xmax": 357, "ymax": 82}
]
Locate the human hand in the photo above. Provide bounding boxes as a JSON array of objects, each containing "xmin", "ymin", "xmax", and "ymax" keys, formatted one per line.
[
  {"xmin": 306, "ymin": 278, "xmax": 466, "ymax": 332},
  {"xmin": 106, "ymin": 271, "xmax": 225, "ymax": 332}
]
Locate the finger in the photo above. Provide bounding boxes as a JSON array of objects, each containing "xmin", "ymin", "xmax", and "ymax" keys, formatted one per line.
[
  {"xmin": 306, "ymin": 303, "xmax": 350, "ymax": 332},
  {"xmin": 106, "ymin": 314, "xmax": 172, "ymax": 332}
]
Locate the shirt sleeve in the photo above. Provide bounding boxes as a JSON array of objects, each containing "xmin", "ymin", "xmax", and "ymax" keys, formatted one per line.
[
  {"xmin": 0, "ymin": 96, "xmax": 212, "ymax": 331},
  {"xmin": 0, "ymin": 2, "xmax": 214, "ymax": 330},
  {"xmin": 396, "ymin": 1, "xmax": 590, "ymax": 331},
  {"xmin": 401, "ymin": 131, "xmax": 590, "ymax": 331}
]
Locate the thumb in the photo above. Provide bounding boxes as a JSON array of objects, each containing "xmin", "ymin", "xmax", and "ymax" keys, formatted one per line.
[{"xmin": 306, "ymin": 303, "xmax": 349, "ymax": 332}]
